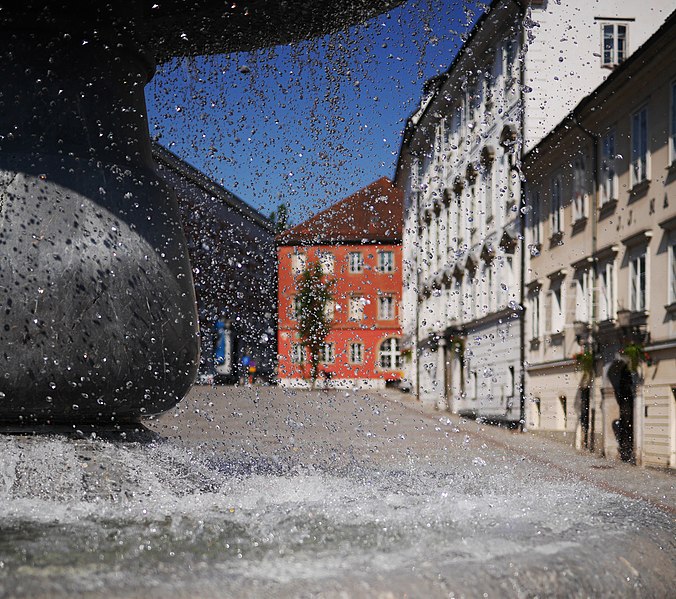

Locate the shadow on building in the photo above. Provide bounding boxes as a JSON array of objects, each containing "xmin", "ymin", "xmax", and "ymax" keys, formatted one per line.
[{"xmin": 153, "ymin": 144, "xmax": 277, "ymax": 384}]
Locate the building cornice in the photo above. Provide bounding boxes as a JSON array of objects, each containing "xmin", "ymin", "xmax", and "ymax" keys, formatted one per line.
[
  {"xmin": 621, "ymin": 229, "xmax": 653, "ymax": 248},
  {"xmin": 527, "ymin": 358, "xmax": 575, "ymax": 373},
  {"xmin": 594, "ymin": 243, "xmax": 620, "ymax": 261}
]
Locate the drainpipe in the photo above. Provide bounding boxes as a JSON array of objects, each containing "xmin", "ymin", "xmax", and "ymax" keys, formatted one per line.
[
  {"xmin": 508, "ymin": 0, "xmax": 528, "ymax": 432},
  {"xmin": 572, "ymin": 117, "xmax": 599, "ymax": 452},
  {"xmin": 415, "ymin": 185, "xmax": 421, "ymax": 401}
]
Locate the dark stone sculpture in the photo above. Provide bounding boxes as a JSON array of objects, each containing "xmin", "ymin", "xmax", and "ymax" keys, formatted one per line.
[{"xmin": 0, "ymin": 1, "xmax": 400, "ymax": 423}]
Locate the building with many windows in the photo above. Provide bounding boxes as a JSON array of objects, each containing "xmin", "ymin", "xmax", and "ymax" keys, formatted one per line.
[
  {"xmin": 277, "ymin": 178, "xmax": 403, "ymax": 388},
  {"xmin": 523, "ymin": 11, "xmax": 676, "ymax": 467},
  {"xmin": 395, "ymin": 0, "xmax": 672, "ymax": 420}
]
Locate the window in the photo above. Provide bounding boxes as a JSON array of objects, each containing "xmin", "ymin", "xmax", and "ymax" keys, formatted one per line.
[
  {"xmin": 468, "ymin": 81, "xmax": 480, "ymax": 123},
  {"xmin": 547, "ymin": 283, "xmax": 564, "ymax": 335},
  {"xmin": 378, "ymin": 295, "xmax": 395, "ymax": 320},
  {"xmin": 631, "ymin": 107, "xmax": 648, "ymax": 186},
  {"xmin": 348, "ymin": 251, "xmax": 363, "ymax": 273},
  {"xmin": 550, "ymin": 176, "xmax": 563, "ymax": 235},
  {"xmin": 349, "ymin": 295, "xmax": 365, "ymax": 320},
  {"xmin": 377, "ymin": 250, "xmax": 394, "ymax": 273},
  {"xmin": 530, "ymin": 190, "xmax": 542, "ymax": 246},
  {"xmin": 602, "ymin": 23, "xmax": 627, "ymax": 67},
  {"xmin": 324, "ymin": 300, "xmax": 334, "ymax": 321},
  {"xmin": 484, "ymin": 165, "xmax": 494, "ymax": 222},
  {"xmin": 530, "ymin": 291, "xmax": 541, "ymax": 339},
  {"xmin": 485, "ymin": 264, "xmax": 494, "ymax": 313},
  {"xmin": 291, "ymin": 251, "xmax": 306, "ymax": 276},
  {"xmin": 465, "ymin": 273, "xmax": 476, "ymax": 321},
  {"xmin": 574, "ymin": 270, "xmax": 591, "ymax": 323},
  {"xmin": 318, "ymin": 251, "xmax": 334, "ymax": 274},
  {"xmin": 291, "ymin": 343, "xmax": 305, "ymax": 364},
  {"xmin": 600, "ymin": 129, "xmax": 617, "ymax": 205},
  {"xmin": 349, "ymin": 342, "xmax": 364, "ymax": 364},
  {"xmin": 320, "ymin": 343, "xmax": 335, "ymax": 364},
  {"xmin": 468, "ymin": 184, "xmax": 477, "ymax": 241},
  {"xmin": 451, "ymin": 103, "xmax": 462, "ymax": 139},
  {"xmin": 504, "ymin": 37, "xmax": 517, "ymax": 90},
  {"xmin": 671, "ymin": 81, "xmax": 676, "ymax": 164},
  {"xmin": 291, "ymin": 295, "xmax": 302, "ymax": 320},
  {"xmin": 572, "ymin": 155, "xmax": 587, "ymax": 222},
  {"xmin": 630, "ymin": 253, "xmax": 647, "ymax": 312},
  {"xmin": 379, "ymin": 337, "xmax": 401, "ymax": 369},
  {"xmin": 670, "ymin": 242, "xmax": 676, "ymax": 305},
  {"xmin": 598, "ymin": 261, "xmax": 616, "ymax": 321}
]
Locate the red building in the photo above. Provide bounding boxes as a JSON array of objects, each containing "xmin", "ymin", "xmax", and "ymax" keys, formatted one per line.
[{"xmin": 277, "ymin": 178, "xmax": 403, "ymax": 389}]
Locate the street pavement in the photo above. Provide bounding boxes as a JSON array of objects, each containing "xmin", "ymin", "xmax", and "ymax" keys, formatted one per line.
[{"xmin": 0, "ymin": 385, "xmax": 674, "ymax": 598}]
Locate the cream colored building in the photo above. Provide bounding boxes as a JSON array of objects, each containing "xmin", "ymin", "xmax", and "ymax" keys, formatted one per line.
[
  {"xmin": 396, "ymin": 0, "xmax": 673, "ymax": 421},
  {"xmin": 523, "ymin": 12, "xmax": 676, "ymax": 467}
]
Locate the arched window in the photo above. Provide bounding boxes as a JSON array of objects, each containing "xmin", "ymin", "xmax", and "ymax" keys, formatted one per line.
[{"xmin": 379, "ymin": 338, "xmax": 402, "ymax": 369}]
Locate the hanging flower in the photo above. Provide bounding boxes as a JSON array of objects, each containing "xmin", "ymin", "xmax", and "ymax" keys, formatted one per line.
[
  {"xmin": 621, "ymin": 343, "xmax": 650, "ymax": 372},
  {"xmin": 572, "ymin": 349, "xmax": 595, "ymax": 377}
]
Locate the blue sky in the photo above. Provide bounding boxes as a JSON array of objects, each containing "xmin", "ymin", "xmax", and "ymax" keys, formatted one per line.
[{"xmin": 146, "ymin": 1, "xmax": 482, "ymax": 224}]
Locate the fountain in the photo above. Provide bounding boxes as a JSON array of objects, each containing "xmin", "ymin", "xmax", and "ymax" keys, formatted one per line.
[{"xmin": 0, "ymin": 1, "xmax": 401, "ymax": 425}]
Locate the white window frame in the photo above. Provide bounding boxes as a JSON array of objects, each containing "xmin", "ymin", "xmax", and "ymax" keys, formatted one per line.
[
  {"xmin": 349, "ymin": 342, "xmax": 364, "ymax": 364},
  {"xmin": 291, "ymin": 295, "xmax": 302, "ymax": 320},
  {"xmin": 550, "ymin": 175, "xmax": 563, "ymax": 235},
  {"xmin": 572, "ymin": 155, "xmax": 587, "ymax": 222},
  {"xmin": 574, "ymin": 270, "xmax": 592, "ymax": 324},
  {"xmin": 630, "ymin": 252, "xmax": 648, "ymax": 313},
  {"xmin": 349, "ymin": 295, "xmax": 365, "ymax": 321},
  {"xmin": 484, "ymin": 164, "xmax": 494, "ymax": 223},
  {"xmin": 291, "ymin": 251, "xmax": 306, "ymax": 276},
  {"xmin": 530, "ymin": 291, "xmax": 541, "ymax": 340},
  {"xmin": 600, "ymin": 129, "xmax": 617, "ymax": 205},
  {"xmin": 631, "ymin": 106, "xmax": 649, "ymax": 187},
  {"xmin": 669, "ymin": 241, "xmax": 676, "ymax": 306},
  {"xmin": 320, "ymin": 343, "xmax": 335, "ymax": 364},
  {"xmin": 601, "ymin": 22, "xmax": 627, "ymax": 68},
  {"xmin": 348, "ymin": 251, "xmax": 364, "ymax": 273},
  {"xmin": 318, "ymin": 251, "xmax": 334, "ymax": 275},
  {"xmin": 529, "ymin": 189, "xmax": 542, "ymax": 246},
  {"xmin": 468, "ymin": 184, "xmax": 477, "ymax": 242},
  {"xmin": 670, "ymin": 80, "xmax": 676, "ymax": 165},
  {"xmin": 291, "ymin": 343, "xmax": 305, "ymax": 364},
  {"xmin": 547, "ymin": 282, "xmax": 565, "ymax": 335},
  {"xmin": 598, "ymin": 261, "xmax": 617, "ymax": 322},
  {"xmin": 379, "ymin": 337, "xmax": 401, "ymax": 369},
  {"xmin": 504, "ymin": 36, "xmax": 517, "ymax": 90},
  {"xmin": 324, "ymin": 300, "xmax": 334, "ymax": 321},
  {"xmin": 378, "ymin": 295, "xmax": 395, "ymax": 321}
]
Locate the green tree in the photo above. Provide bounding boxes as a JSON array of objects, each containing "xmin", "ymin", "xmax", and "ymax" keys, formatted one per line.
[
  {"xmin": 295, "ymin": 260, "xmax": 334, "ymax": 388},
  {"xmin": 269, "ymin": 203, "xmax": 290, "ymax": 234}
]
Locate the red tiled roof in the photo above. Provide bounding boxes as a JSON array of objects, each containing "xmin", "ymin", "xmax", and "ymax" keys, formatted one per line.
[{"xmin": 277, "ymin": 177, "xmax": 403, "ymax": 245}]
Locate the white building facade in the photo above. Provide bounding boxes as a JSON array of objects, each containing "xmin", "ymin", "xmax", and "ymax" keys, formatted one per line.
[{"xmin": 396, "ymin": 0, "xmax": 673, "ymax": 420}]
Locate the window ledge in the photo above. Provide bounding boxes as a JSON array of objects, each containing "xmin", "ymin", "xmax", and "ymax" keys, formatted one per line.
[
  {"xmin": 571, "ymin": 216, "xmax": 588, "ymax": 235},
  {"xmin": 548, "ymin": 331, "xmax": 565, "ymax": 345},
  {"xmin": 599, "ymin": 198, "xmax": 618, "ymax": 220},
  {"xmin": 629, "ymin": 179, "xmax": 650, "ymax": 199},
  {"xmin": 549, "ymin": 231, "xmax": 564, "ymax": 247}
]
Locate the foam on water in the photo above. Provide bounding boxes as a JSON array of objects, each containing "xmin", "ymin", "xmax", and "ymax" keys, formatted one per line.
[{"xmin": 0, "ymin": 429, "xmax": 673, "ymax": 598}]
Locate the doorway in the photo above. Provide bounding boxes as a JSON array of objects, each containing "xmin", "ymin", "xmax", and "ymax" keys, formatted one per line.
[{"xmin": 608, "ymin": 361, "xmax": 635, "ymax": 462}]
